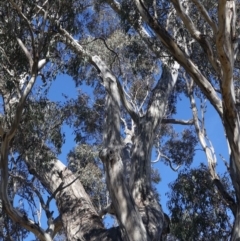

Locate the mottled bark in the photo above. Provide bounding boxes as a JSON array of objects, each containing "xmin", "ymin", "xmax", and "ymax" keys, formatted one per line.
[
  {"xmin": 98, "ymin": 58, "xmax": 149, "ymax": 240},
  {"xmin": 231, "ymin": 206, "xmax": 240, "ymax": 241},
  {"xmin": 57, "ymin": 24, "xmax": 167, "ymax": 240},
  {"xmin": 5, "ymin": 1, "xmax": 240, "ymax": 239},
  {"xmin": 100, "ymin": 148, "xmax": 148, "ymax": 241},
  {"xmin": 25, "ymin": 154, "xmax": 123, "ymax": 241},
  {"xmin": 128, "ymin": 64, "xmax": 178, "ymax": 240},
  {"xmin": 216, "ymin": 2, "xmax": 240, "ymax": 239}
]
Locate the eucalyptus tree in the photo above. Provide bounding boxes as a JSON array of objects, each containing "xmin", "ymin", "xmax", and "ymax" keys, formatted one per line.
[
  {"xmin": 0, "ymin": 0, "xmax": 188, "ymax": 240},
  {"xmin": 167, "ymin": 164, "xmax": 233, "ymax": 240},
  {"xmin": 1, "ymin": 0, "xmax": 238, "ymax": 241},
  {"xmin": 101, "ymin": 0, "xmax": 240, "ymax": 240},
  {"xmin": 60, "ymin": 0, "xmax": 240, "ymax": 238}
]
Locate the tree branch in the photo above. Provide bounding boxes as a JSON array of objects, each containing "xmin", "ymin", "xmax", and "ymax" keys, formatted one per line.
[
  {"xmin": 57, "ymin": 26, "xmax": 139, "ymax": 124},
  {"xmin": 170, "ymin": 0, "xmax": 220, "ymax": 74},
  {"xmin": 186, "ymin": 75, "xmax": 237, "ymax": 216},
  {"xmin": 132, "ymin": 0, "xmax": 223, "ymax": 118},
  {"xmin": 0, "ymin": 173, "xmax": 53, "ymax": 241},
  {"xmin": 9, "ymin": 172, "xmax": 62, "ymax": 238},
  {"xmin": 216, "ymin": 1, "xmax": 236, "ymax": 120},
  {"xmin": 16, "ymin": 38, "xmax": 33, "ymax": 69},
  {"xmin": 191, "ymin": 0, "xmax": 218, "ymax": 34},
  {"xmin": 24, "ymin": 151, "xmax": 105, "ymax": 240},
  {"xmin": 162, "ymin": 118, "xmax": 194, "ymax": 125},
  {"xmin": 147, "ymin": 62, "xmax": 179, "ymax": 130},
  {"xmin": 186, "ymin": 76, "xmax": 217, "ymax": 177},
  {"xmin": 46, "ymin": 215, "xmax": 62, "ymax": 238},
  {"xmin": 152, "ymin": 147, "xmax": 181, "ymax": 172}
]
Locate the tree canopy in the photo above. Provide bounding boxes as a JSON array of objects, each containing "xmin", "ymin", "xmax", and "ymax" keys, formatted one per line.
[{"xmin": 0, "ymin": 0, "xmax": 240, "ymax": 241}]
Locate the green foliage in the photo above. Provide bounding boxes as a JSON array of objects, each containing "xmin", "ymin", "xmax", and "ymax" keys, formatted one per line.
[
  {"xmin": 167, "ymin": 164, "xmax": 232, "ymax": 240},
  {"xmin": 0, "ymin": 0, "xmax": 237, "ymax": 240},
  {"xmin": 68, "ymin": 144, "xmax": 107, "ymax": 211},
  {"xmin": 15, "ymin": 98, "xmax": 65, "ymax": 155},
  {"xmin": 162, "ymin": 128, "xmax": 198, "ymax": 167},
  {"xmin": 64, "ymin": 91, "xmax": 104, "ymax": 144}
]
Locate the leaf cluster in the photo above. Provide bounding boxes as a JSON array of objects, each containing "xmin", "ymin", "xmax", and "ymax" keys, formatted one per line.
[
  {"xmin": 167, "ymin": 164, "xmax": 232, "ymax": 240},
  {"xmin": 68, "ymin": 144, "xmax": 107, "ymax": 211}
]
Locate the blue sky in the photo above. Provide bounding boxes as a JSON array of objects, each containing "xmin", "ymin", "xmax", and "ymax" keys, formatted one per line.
[
  {"xmin": 24, "ymin": 73, "xmax": 230, "ymax": 240},
  {"xmin": 156, "ymin": 94, "xmax": 229, "ymax": 212}
]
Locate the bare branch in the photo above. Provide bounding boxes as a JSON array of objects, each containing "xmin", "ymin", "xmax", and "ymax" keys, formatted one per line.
[
  {"xmin": 154, "ymin": 152, "xmax": 181, "ymax": 172},
  {"xmin": 118, "ymin": 80, "xmax": 139, "ymax": 121},
  {"xmin": 220, "ymin": 154, "xmax": 230, "ymax": 171},
  {"xmin": 5, "ymin": 174, "xmax": 54, "ymax": 240},
  {"xmin": 46, "ymin": 215, "xmax": 62, "ymax": 238},
  {"xmin": 33, "ymin": 0, "xmax": 49, "ymax": 18},
  {"xmin": 138, "ymin": 84, "xmax": 149, "ymax": 115},
  {"xmin": 151, "ymin": 143, "xmax": 161, "ymax": 163},
  {"xmin": 0, "ymin": 176, "xmax": 53, "ymax": 241},
  {"xmin": 10, "ymin": 172, "xmax": 63, "ymax": 237},
  {"xmin": 186, "ymin": 76, "xmax": 217, "ymax": 178},
  {"xmin": 162, "ymin": 118, "xmax": 194, "ymax": 125},
  {"xmin": 46, "ymin": 182, "xmax": 64, "ymax": 211},
  {"xmin": 184, "ymin": 74, "xmax": 235, "ymax": 215},
  {"xmin": 82, "ymin": 37, "xmax": 119, "ymax": 61},
  {"xmin": 38, "ymin": 59, "xmax": 48, "ymax": 71},
  {"xmin": 9, "ymin": 173, "xmax": 46, "ymax": 214}
]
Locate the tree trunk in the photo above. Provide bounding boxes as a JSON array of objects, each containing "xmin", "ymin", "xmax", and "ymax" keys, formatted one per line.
[
  {"xmin": 229, "ymin": 153, "xmax": 240, "ymax": 241},
  {"xmin": 231, "ymin": 205, "xmax": 240, "ymax": 241},
  {"xmin": 25, "ymin": 156, "xmax": 122, "ymax": 241},
  {"xmin": 100, "ymin": 148, "xmax": 148, "ymax": 241}
]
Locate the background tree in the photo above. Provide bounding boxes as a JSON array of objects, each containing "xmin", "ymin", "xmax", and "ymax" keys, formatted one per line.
[{"xmin": 167, "ymin": 164, "xmax": 233, "ymax": 240}]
